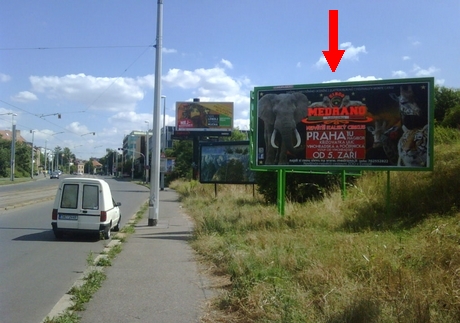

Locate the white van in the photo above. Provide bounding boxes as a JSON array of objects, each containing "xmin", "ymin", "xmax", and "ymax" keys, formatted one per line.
[{"xmin": 51, "ymin": 178, "xmax": 121, "ymax": 239}]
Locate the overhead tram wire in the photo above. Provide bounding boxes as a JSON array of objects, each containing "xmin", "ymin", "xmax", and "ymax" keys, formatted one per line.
[
  {"xmin": 1, "ymin": 43, "xmax": 154, "ymax": 139},
  {"xmin": 82, "ymin": 43, "xmax": 154, "ymax": 112},
  {"xmin": 0, "ymin": 45, "xmax": 154, "ymax": 51},
  {"xmin": 0, "ymin": 99, "xmax": 82, "ymax": 137},
  {"xmin": 1, "ymin": 44, "xmax": 153, "ymax": 115}
]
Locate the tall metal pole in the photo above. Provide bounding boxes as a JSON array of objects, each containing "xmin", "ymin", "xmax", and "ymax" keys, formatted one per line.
[
  {"xmin": 145, "ymin": 120, "xmax": 150, "ymax": 183},
  {"xmin": 160, "ymin": 95, "xmax": 166, "ymax": 190},
  {"xmin": 131, "ymin": 149, "xmax": 135, "ymax": 180},
  {"xmin": 30, "ymin": 130, "xmax": 35, "ymax": 178},
  {"xmin": 149, "ymin": 0, "xmax": 163, "ymax": 226},
  {"xmin": 44, "ymin": 139, "xmax": 48, "ymax": 176},
  {"xmin": 10, "ymin": 116, "xmax": 17, "ymax": 181}
]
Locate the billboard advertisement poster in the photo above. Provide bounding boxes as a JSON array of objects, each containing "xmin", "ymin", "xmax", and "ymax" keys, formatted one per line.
[
  {"xmin": 176, "ymin": 102, "xmax": 233, "ymax": 132},
  {"xmin": 251, "ymin": 78, "xmax": 434, "ymax": 171},
  {"xmin": 200, "ymin": 141, "xmax": 255, "ymax": 184}
]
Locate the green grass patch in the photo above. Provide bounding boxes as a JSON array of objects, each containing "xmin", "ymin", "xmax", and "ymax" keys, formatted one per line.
[
  {"xmin": 96, "ymin": 257, "xmax": 111, "ymax": 267},
  {"xmin": 69, "ymin": 270, "xmax": 107, "ymax": 312},
  {"xmin": 172, "ymin": 128, "xmax": 460, "ymax": 323}
]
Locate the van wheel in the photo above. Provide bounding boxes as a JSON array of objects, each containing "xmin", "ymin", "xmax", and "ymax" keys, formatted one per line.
[
  {"xmin": 103, "ymin": 224, "xmax": 111, "ymax": 240},
  {"xmin": 113, "ymin": 215, "xmax": 121, "ymax": 232}
]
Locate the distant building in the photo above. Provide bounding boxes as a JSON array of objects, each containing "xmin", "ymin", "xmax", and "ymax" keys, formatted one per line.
[
  {"xmin": 92, "ymin": 159, "xmax": 103, "ymax": 174},
  {"xmin": 1, "ymin": 129, "xmax": 42, "ymax": 174},
  {"xmin": 0, "ymin": 129, "xmax": 26, "ymax": 143},
  {"xmin": 123, "ymin": 131, "xmax": 146, "ymax": 160}
]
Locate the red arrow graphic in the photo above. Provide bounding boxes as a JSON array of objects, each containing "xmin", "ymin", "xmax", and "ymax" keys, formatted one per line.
[{"xmin": 322, "ymin": 10, "xmax": 345, "ymax": 72}]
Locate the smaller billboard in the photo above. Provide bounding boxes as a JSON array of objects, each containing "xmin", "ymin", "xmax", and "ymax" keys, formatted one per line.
[
  {"xmin": 176, "ymin": 102, "xmax": 233, "ymax": 132},
  {"xmin": 200, "ymin": 141, "xmax": 255, "ymax": 184}
]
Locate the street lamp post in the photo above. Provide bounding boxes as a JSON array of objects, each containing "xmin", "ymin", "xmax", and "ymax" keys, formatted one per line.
[
  {"xmin": 11, "ymin": 115, "xmax": 17, "ymax": 181},
  {"xmin": 124, "ymin": 148, "xmax": 145, "ymax": 180},
  {"xmin": 48, "ymin": 132, "xmax": 64, "ymax": 173},
  {"xmin": 148, "ymin": 0, "xmax": 163, "ymax": 226},
  {"xmin": 160, "ymin": 95, "xmax": 166, "ymax": 190},
  {"xmin": 44, "ymin": 140, "xmax": 48, "ymax": 176},
  {"xmin": 30, "ymin": 130, "xmax": 36, "ymax": 178},
  {"xmin": 145, "ymin": 120, "xmax": 150, "ymax": 183}
]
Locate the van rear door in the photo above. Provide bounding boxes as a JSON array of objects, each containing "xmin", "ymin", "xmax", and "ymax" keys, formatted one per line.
[
  {"xmin": 79, "ymin": 183, "xmax": 101, "ymax": 230},
  {"xmin": 58, "ymin": 182, "xmax": 101, "ymax": 231}
]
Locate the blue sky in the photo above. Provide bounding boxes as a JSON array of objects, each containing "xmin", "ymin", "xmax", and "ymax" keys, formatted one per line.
[{"xmin": 1, "ymin": 0, "xmax": 459, "ymax": 160}]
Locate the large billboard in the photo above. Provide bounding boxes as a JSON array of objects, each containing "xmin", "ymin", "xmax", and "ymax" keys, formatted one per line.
[
  {"xmin": 176, "ymin": 102, "xmax": 233, "ymax": 133},
  {"xmin": 251, "ymin": 78, "xmax": 434, "ymax": 171},
  {"xmin": 200, "ymin": 141, "xmax": 255, "ymax": 184}
]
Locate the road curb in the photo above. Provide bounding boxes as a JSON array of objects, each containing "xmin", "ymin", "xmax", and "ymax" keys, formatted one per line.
[
  {"xmin": 3, "ymin": 196, "xmax": 54, "ymax": 210},
  {"xmin": 41, "ymin": 211, "xmax": 140, "ymax": 323}
]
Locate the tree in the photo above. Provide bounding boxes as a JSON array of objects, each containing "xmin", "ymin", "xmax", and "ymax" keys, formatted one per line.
[
  {"xmin": 0, "ymin": 136, "xmax": 9, "ymax": 177},
  {"xmin": 223, "ymin": 128, "xmax": 248, "ymax": 141},
  {"xmin": 53, "ymin": 146, "xmax": 63, "ymax": 170},
  {"xmin": 168, "ymin": 139, "xmax": 193, "ymax": 181},
  {"xmin": 441, "ymin": 104, "xmax": 460, "ymax": 129},
  {"xmin": 435, "ymin": 86, "xmax": 460, "ymax": 124}
]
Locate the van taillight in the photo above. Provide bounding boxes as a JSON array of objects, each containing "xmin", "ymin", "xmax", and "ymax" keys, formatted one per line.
[
  {"xmin": 100, "ymin": 211, "xmax": 107, "ymax": 222},
  {"xmin": 52, "ymin": 209, "xmax": 58, "ymax": 220}
]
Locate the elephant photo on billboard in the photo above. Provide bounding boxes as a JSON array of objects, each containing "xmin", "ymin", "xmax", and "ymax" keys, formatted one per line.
[{"xmin": 258, "ymin": 92, "xmax": 309, "ymax": 165}]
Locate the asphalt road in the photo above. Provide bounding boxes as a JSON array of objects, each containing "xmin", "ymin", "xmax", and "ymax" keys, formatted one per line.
[{"xmin": 0, "ymin": 176, "xmax": 150, "ymax": 323}]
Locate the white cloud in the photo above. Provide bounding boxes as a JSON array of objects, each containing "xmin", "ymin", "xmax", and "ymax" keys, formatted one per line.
[
  {"xmin": 392, "ymin": 70, "xmax": 408, "ymax": 78},
  {"xmin": 11, "ymin": 91, "xmax": 38, "ymax": 102},
  {"xmin": 296, "ymin": 62, "xmax": 302, "ymax": 68},
  {"xmin": 412, "ymin": 64, "xmax": 439, "ymax": 77},
  {"xmin": 315, "ymin": 42, "xmax": 367, "ymax": 68},
  {"xmin": 162, "ymin": 47, "xmax": 177, "ymax": 54},
  {"xmin": 435, "ymin": 79, "xmax": 445, "ymax": 86},
  {"xmin": 29, "ymin": 73, "xmax": 151, "ymax": 112},
  {"xmin": 323, "ymin": 75, "xmax": 381, "ymax": 83},
  {"xmin": 346, "ymin": 75, "xmax": 381, "ymax": 82},
  {"xmin": 220, "ymin": 59, "xmax": 233, "ymax": 69},
  {"xmin": 322, "ymin": 79, "xmax": 342, "ymax": 83},
  {"xmin": 0, "ymin": 73, "xmax": 11, "ymax": 82},
  {"xmin": 402, "ymin": 56, "xmax": 411, "ymax": 61},
  {"xmin": 341, "ymin": 42, "xmax": 367, "ymax": 60},
  {"xmin": 162, "ymin": 63, "xmax": 252, "ymax": 121},
  {"xmin": 67, "ymin": 121, "xmax": 92, "ymax": 135}
]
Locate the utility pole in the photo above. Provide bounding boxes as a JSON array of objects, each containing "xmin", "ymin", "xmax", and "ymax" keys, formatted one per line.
[
  {"xmin": 11, "ymin": 116, "xmax": 17, "ymax": 181},
  {"xmin": 149, "ymin": 0, "xmax": 163, "ymax": 226},
  {"xmin": 160, "ymin": 95, "xmax": 166, "ymax": 190},
  {"xmin": 145, "ymin": 120, "xmax": 150, "ymax": 183},
  {"xmin": 30, "ymin": 130, "xmax": 35, "ymax": 178},
  {"xmin": 44, "ymin": 139, "xmax": 48, "ymax": 177}
]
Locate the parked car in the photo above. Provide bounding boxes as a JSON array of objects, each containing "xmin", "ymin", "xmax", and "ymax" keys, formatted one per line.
[
  {"xmin": 51, "ymin": 178, "xmax": 121, "ymax": 240},
  {"xmin": 50, "ymin": 171, "xmax": 60, "ymax": 179}
]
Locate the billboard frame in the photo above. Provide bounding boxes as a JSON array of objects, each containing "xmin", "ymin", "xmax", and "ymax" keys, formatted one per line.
[
  {"xmin": 176, "ymin": 101, "xmax": 234, "ymax": 134},
  {"xmin": 250, "ymin": 77, "xmax": 434, "ymax": 172},
  {"xmin": 199, "ymin": 140, "xmax": 255, "ymax": 185}
]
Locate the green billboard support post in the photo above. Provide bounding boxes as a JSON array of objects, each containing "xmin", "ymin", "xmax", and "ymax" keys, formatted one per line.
[
  {"xmin": 341, "ymin": 170, "xmax": 347, "ymax": 200},
  {"xmin": 277, "ymin": 169, "xmax": 286, "ymax": 216},
  {"xmin": 386, "ymin": 171, "xmax": 391, "ymax": 216}
]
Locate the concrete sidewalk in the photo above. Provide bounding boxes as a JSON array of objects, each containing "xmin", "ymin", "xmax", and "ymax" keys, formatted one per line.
[{"xmin": 78, "ymin": 189, "xmax": 214, "ymax": 323}]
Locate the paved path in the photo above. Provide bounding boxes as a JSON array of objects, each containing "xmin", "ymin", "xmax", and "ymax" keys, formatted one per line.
[{"xmin": 78, "ymin": 189, "xmax": 214, "ymax": 323}]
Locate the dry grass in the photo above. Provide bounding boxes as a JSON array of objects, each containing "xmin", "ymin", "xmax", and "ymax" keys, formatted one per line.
[{"xmin": 173, "ymin": 127, "xmax": 460, "ymax": 323}]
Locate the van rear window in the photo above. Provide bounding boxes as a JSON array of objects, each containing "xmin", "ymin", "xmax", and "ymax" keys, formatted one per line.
[
  {"xmin": 82, "ymin": 185, "xmax": 99, "ymax": 210},
  {"xmin": 61, "ymin": 184, "xmax": 79, "ymax": 209}
]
